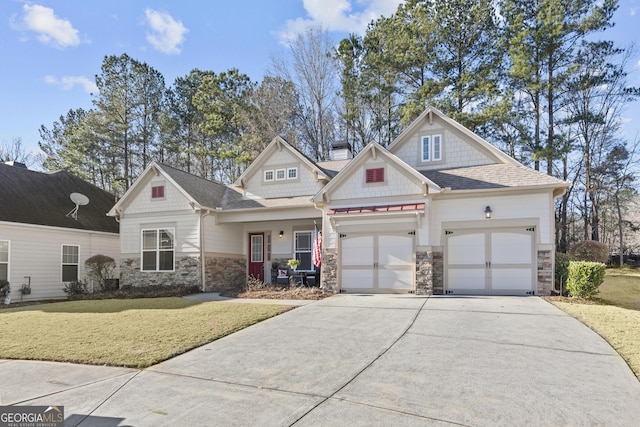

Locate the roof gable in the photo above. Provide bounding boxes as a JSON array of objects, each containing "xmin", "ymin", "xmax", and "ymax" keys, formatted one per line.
[
  {"xmin": 108, "ymin": 162, "xmax": 236, "ymax": 217},
  {"xmin": 313, "ymin": 142, "xmax": 440, "ymax": 204},
  {"xmin": 388, "ymin": 106, "xmax": 520, "ymax": 169},
  {"xmin": 0, "ymin": 163, "xmax": 118, "ymax": 233}
]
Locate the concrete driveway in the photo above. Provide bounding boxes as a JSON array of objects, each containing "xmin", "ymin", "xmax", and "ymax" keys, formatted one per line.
[{"xmin": 1, "ymin": 295, "xmax": 639, "ymax": 426}]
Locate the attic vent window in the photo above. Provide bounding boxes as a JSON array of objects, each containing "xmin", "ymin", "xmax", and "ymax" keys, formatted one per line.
[
  {"xmin": 422, "ymin": 134, "xmax": 442, "ymax": 162},
  {"xmin": 366, "ymin": 167, "xmax": 384, "ymax": 183},
  {"xmin": 264, "ymin": 170, "xmax": 274, "ymax": 181},
  {"xmin": 276, "ymin": 169, "xmax": 286, "ymax": 180},
  {"xmin": 288, "ymin": 167, "xmax": 298, "ymax": 179},
  {"xmin": 151, "ymin": 185, "xmax": 165, "ymax": 199}
]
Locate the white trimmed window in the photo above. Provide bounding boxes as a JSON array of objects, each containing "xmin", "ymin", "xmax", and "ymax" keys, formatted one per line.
[
  {"xmin": 287, "ymin": 167, "xmax": 298, "ymax": 179},
  {"xmin": 276, "ymin": 169, "xmax": 286, "ymax": 180},
  {"xmin": 422, "ymin": 134, "xmax": 442, "ymax": 162},
  {"xmin": 62, "ymin": 245, "xmax": 79, "ymax": 282},
  {"xmin": 0, "ymin": 240, "xmax": 9, "ymax": 282},
  {"xmin": 294, "ymin": 231, "xmax": 313, "ymax": 271},
  {"xmin": 264, "ymin": 170, "xmax": 274, "ymax": 181},
  {"xmin": 142, "ymin": 229, "xmax": 175, "ymax": 272}
]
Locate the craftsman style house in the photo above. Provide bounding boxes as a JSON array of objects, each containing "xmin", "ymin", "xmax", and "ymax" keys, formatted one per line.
[{"xmin": 108, "ymin": 107, "xmax": 568, "ymax": 295}]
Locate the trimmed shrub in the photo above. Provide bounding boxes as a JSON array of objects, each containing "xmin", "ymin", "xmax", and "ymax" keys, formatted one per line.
[
  {"xmin": 569, "ymin": 240, "xmax": 610, "ymax": 263},
  {"xmin": 85, "ymin": 254, "xmax": 117, "ymax": 291},
  {"xmin": 0, "ymin": 280, "xmax": 10, "ymax": 299},
  {"xmin": 555, "ymin": 252, "xmax": 570, "ymax": 286},
  {"xmin": 566, "ymin": 261, "xmax": 605, "ymax": 298},
  {"xmin": 63, "ymin": 280, "xmax": 88, "ymax": 297}
]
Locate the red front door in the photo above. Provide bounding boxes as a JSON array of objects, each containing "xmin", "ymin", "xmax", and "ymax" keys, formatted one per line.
[{"xmin": 249, "ymin": 233, "xmax": 264, "ymax": 281}]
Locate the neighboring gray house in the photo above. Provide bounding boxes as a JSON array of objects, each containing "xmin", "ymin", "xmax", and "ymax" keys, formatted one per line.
[
  {"xmin": 0, "ymin": 162, "xmax": 119, "ymax": 301},
  {"xmin": 109, "ymin": 107, "xmax": 569, "ymax": 295}
]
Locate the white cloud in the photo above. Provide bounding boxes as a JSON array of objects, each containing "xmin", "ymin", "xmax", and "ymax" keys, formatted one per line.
[
  {"xmin": 44, "ymin": 75, "xmax": 98, "ymax": 94},
  {"xmin": 17, "ymin": 4, "xmax": 80, "ymax": 48},
  {"xmin": 278, "ymin": 0, "xmax": 403, "ymax": 43},
  {"xmin": 144, "ymin": 9, "xmax": 188, "ymax": 54}
]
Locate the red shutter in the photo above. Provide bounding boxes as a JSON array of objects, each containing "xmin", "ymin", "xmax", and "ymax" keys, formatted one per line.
[
  {"xmin": 152, "ymin": 185, "xmax": 165, "ymax": 198},
  {"xmin": 366, "ymin": 168, "xmax": 384, "ymax": 183}
]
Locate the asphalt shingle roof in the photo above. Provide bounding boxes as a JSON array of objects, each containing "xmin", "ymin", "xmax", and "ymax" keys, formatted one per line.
[
  {"xmin": 0, "ymin": 163, "xmax": 119, "ymax": 233},
  {"xmin": 421, "ymin": 164, "xmax": 568, "ymax": 191}
]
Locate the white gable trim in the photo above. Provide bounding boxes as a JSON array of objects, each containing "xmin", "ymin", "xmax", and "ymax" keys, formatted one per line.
[
  {"xmin": 107, "ymin": 161, "xmax": 200, "ymax": 219},
  {"xmin": 234, "ymin": 136, "xmax": 329, "ymax": 188},
  {"xmin": 313, "ymin": 142, "xmax": 441, "ymax": 204},
  {"xmin": 388, "ymin": 106, "xmax": 521, "ymax": 166}
]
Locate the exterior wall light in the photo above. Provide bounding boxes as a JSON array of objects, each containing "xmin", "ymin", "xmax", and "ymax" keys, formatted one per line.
[
  {"xmin": 484, "ymin": 206, "xmax": 492, "ymax": 219},
  {"xmin": 279, "ymin": 230, "xmax": 284, "ymax": 238}
]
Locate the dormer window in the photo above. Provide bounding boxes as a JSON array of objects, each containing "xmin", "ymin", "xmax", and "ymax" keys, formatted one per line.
[
  {"xmin": 264, "ymin": 170, "xmax": 274, "ymax": 181},
  {"xmin": 151, "ymin": 185, "xmax": 165, "ymax": 199},
  {"xmin": 422, "ymin": 134, "xmax": 442, "ymax": 162},
  {"xmin": 288, "ymin": 167, "xmax": 298, "ymax": 179},
  {"xmin": 276, "ymin": 169, "xmax": 286, "ymax": 180},
  {"xmin": 366, "ymin": 167, "xmax": 384, "ymax": 183}
]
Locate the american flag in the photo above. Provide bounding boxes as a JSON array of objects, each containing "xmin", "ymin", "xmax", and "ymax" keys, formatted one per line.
[{"xmin": 312, "ymin": 224, "xmax": 322, "ymax": 268}]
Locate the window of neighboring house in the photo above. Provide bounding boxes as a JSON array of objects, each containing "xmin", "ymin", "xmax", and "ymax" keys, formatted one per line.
[
  {"xmin": 264, "ymin": 170, "xmax": 274, "ymax": 181},
  {"xmin": 275, "ymin": 169, "xmax": 286, "ymax": 180},
  {"xmin": 142, "ymin": 229, "xmax": 175, "ymax": 271},
  {"xmin": 287, "ymin": 167, "xmax": 298, "ymax": 179},
  {"xmin": 151, "ymin": 185, "xmax": 165, "ymax": 199},
  {"xmin": 294, "ymin": 231, "xmax": 313, "ymax": 271},
  {"xmin": 422, "ymin": 134, "xmax": 442, "ymax": 162},
  {"xmin": 365, "ymin": 167, "xmax": 385, "ymax": 183},
  {"xmin": 0, "ymin": 240, "xmax": 9, "ymax": 282},
  {"xmin": 62, "ymin": 245, "xmax": 79, "ymax": 282}
]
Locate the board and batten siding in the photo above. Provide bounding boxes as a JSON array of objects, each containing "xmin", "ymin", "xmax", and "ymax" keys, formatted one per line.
[
  {"xmin": 392, "ymin": 117, "xmax": 494, "ymax": 170},
  {"xmin": 0, "ymin": 222, "xmax": 119, "ymax": 301},
  {"xmin": 243, "ymin": 148, "xmax": 324, "ymax": 199}
]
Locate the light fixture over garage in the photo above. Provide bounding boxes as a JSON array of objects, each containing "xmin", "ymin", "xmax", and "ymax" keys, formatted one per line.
[{"xmin": 484, "ymin": 206, "xmax": 492, "ymax": 219}]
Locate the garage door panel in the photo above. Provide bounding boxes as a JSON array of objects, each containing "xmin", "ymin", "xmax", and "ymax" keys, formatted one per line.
[
  {"xmin": 341, "ymin": 236, "xmax": 374, "ymax": 266},
  {"xmin": 491, "ymin": 233, "xmax": 532, "ymax": 264},
  {"xmin": 341, "ymin": 268, "xmax": 374, "ymax": 290},
  {"xmin": 448, "ymin": 233, "xmax": 485, "ymax": 265},
  {"xmin": 446, "ymin": 228, "xmax": 535, "ymax": 295},
  {"xmin": 448, "ymin": 268, "xmax": 486, "ymax": 290},
  {"xmin": 379, "ymin": 235, "xmax": 413, "ymax": 266},
  {"xmin": 378, "ymin": 268, "xmax": 413, "ymax": 290},
  {"xmin": 492, "ymin": 268, "xmax": 533, "ymax": 291}
]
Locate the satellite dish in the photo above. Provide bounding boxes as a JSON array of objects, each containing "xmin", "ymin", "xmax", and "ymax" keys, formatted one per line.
[
  {"xmin": 67, "ymin": 193, "xmax": 90, "ymax": 220},
  {"xmin": 70, "ymin": 193, "xmax": 90, "ymax": 206}
]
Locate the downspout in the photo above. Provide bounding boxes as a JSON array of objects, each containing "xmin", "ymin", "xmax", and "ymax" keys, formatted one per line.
[{"xmin": 199, "ymin": 209, "xmax": 212, "ymax": 292}]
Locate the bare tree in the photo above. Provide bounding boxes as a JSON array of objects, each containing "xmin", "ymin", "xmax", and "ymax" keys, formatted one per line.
[
  {"xmin": 271, "ymin": 26, "xmax": 338, "ymax": 161},
  {"xmin": 0, "ymin": 137, "xmax": 42, "ymax": 169}
]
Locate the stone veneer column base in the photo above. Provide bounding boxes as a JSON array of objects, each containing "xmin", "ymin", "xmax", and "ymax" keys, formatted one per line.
[
  {"xmin": 120, "ymin": 256, "xmax": 201, "ymax": 288},
  {"xmin": 537, "ymin": 250, "xmax": 553, "ymax": 295},
  {"xmin": 415, "ymin": 250, "xmax": 443, "ymax": 295},
  {"xmin": 320, "ymin": 251, "xmax": 338, "ymax": 293},
  {"xmin": 204, "ymin": 256, "xmax": 246, "ymax": 293}
]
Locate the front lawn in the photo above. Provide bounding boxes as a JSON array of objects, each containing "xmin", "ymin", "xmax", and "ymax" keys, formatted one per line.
[
  {"xmin": 547, "ymin": 269, "xmax": 640, "ymax": 380},
  {"xmin": 0, "ymin": 298, "xmax": 292, "ymax": 368}
]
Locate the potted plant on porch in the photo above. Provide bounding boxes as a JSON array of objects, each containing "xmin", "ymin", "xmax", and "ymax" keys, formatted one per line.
[
  {"xmin": 287, "ymin": 258, "xmax": 300, "ymax": 271},
  {"xmin": 0, "ymin": 280, "xmax": 10, "ymax": 305}
]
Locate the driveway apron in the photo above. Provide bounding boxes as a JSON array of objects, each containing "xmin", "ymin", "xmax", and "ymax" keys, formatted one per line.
[{"xmin": 2, "ymin": 295, "xmax": 639, "ymax": 426}]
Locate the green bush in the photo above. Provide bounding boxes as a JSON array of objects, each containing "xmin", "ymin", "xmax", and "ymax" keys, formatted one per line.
[
  {"xmin": 63, "ymin": 280, "xmax": 88, "ymax": 297},
  {"xmin": 85, "ymin": 254, "xmax": 117, "ymax": 291},
  {"xmin": 566, "ymin": 261, "xmax": 605, "ymax": 298},
  {"xmin": 555, "ymin": 252, "xmax": 570, "ymax": 285},
  {"xmin": 569, "ymin": 240, "xmax": 610, "ymax": 263},
  {"xmin": 0, "ymin": 280, "xmax": 10, "ymax": 299}
]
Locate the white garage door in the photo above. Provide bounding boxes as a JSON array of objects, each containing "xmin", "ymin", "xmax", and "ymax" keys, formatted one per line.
[
  {"xmin": 446, "ymin": 227, "xmax": 535, "ymax": 295},
  {"xmin": 340, "ymin": 233, "xmax": 414, "ymax": 293}
]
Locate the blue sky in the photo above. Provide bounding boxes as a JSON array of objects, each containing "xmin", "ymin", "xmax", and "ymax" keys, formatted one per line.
[{"xmin": 1, "ymin": 0, "xmax": 639, "ymax": 158}]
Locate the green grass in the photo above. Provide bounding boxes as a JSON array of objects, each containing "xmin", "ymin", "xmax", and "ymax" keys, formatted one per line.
[
  {"xmin": 548, "ymin": 269, "xmax": 640, "ymax": 380},
  {"xmin": 0, "ymin": 298, "xmax": 292, "ymax": 368}
]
